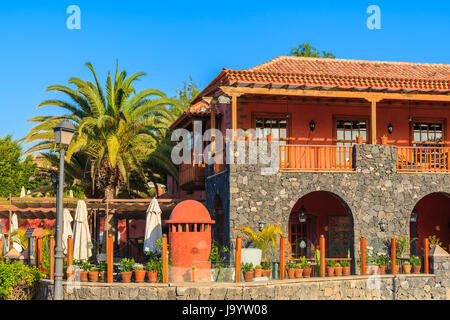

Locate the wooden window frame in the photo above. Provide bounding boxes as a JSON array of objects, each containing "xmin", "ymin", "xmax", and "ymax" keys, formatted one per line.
[
  {"xmin": 251, "ymin": 112, "xmax": 292, "ymax": 142},
  {"xmin": 332, "ymin": 114, "xmax": 371, "ymax": 145},
  {"xmin": 409, "ymin": 117, "xmax": 447, "ymax": 146}
]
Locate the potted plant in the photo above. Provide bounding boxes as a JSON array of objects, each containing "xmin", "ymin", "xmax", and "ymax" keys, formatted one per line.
[
  {"xmin": 191, "ymin": 266, "xmax": 197, "ymax": 282},
  {"xmin": 294, "ymin": 263, "xmax": 303, "ymax": 278},
  {"xmin": 334, "ymin": 262, "xmax": 343, "ymax": 276},
  {"xmin": 381, "ymin": 133, "xmax": 388, "ymax": 145},
  {"xmin": 120, "ymin": 258, "xmax": 135, "ymax": 283},
  {"xmin": 340, "ymin": 260, "xmax": 351, "ymax": 276},
  {"xmin": 403, "ymin": 260, "xmax": 412, "ymax": 274},
  {"xmin": 267, "ymin": 132, "xmax": 272, "ymax": 142},
  {"xmin": 88, "ymin": 266, "xmax": 99, "ymax": 282},
  {"xmin": 98, "ymin": 261, "xmax": 107, "ymax": 282},
  {"xmin": 326, "ymin": 260, "xmax": 336, "ymax": 277},
  {"xmin": 242, "ymin": 130, "xmax": 251, "ymax": 141},
  {"xmin": 286, "ymin": 261, "xmax": 297, "ymax": 279},
  {"xmin": 356, "ymin": 135, "xmax": 364, "ymax": 144},
  {"xmin": 254, "ymin": 264, "xmax": 263, "ymax": 278},
  {"xmin": 134, "ymin": 265, "xmax": 146, "ymax": 283},
  {"xmin": 79, "ymin": 261, "xmax": 90, "ymax": 282},
  {"xmin": 146, "ymin": 260, "xmax": 159, "ymax": 283},
  {"xmin": 261, "ymin": 261, "xmax": 272, "ymax": 278},
  {"xmin": 410, "ymin": 255, "xmax": 421, "ymax": 274},
  {"xmin": 242, "ymin": 262, "xmax": 254, "ymax": 282},
  {"xmin": 374, "ymin": 254, "xmax": 390, "ymax": 275},
  {"xmin": 300, "ymin": 257, "xmax": 311, "ymax": 278}
]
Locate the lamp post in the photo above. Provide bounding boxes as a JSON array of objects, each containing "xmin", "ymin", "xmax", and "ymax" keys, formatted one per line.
[{"xmin": 53, "ymin": 118, "xmax": 75, "ymax": 300}]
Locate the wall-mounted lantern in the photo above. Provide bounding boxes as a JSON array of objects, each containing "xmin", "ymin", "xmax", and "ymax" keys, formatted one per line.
[
  {"xmin": 410, "ymin": 208, "xmax": 418, "ymax": 222},
  {"xmin": 379, "ymin": 219, "xmax": 387, "ymax": 232},
  {"xmin": 309, "ymin": 120, "xmax": 316, "ymax": 132},
  {"xmin": 298, "ymin": 205, "xmax": 308, "ymax": 223},
  {"xmin": 258, "ymin": 218, "xmax": 266, "ymax": 231},
  {"xmin": 387, "ymin": 123, "xmax": 394, "ymax": 134}
]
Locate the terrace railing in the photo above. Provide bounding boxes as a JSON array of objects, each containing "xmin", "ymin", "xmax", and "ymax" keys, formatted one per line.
[
  {"xmin": 179, "ymin": 163, "xmax": 205, "ymax": 187},
  {"xmin": 279, "ymin": 145, "xmax": 353, "ymax": 171},
  {"xmin": 396, "ymin": 146, "xmax": 450, "ymax": 173}
]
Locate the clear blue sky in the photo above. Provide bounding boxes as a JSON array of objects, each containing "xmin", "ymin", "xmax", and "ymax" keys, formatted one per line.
[{"xmin": 0, "ymin": 0, "xmax": 449, "ymax": 142}]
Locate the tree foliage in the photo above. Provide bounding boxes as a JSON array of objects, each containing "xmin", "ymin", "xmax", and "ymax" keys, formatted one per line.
[
  {"xmin": 289, "ymin": 42, "xmax": 335, "ymax": 58},
  {"xmin": 234, "ymin": 224, "xmax": 283, "ymax": 261}
]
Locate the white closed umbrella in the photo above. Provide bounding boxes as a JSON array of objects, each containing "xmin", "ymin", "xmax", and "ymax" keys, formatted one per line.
[
  {"xmin": 144, "ymin": 198, "xmax": 162, "ymax": 253},
  {"xmin": 10, "ymin": 213, "xmax": 23, "ymax": 252},
  {"xmin": 20, "ymin": 187, "xmax": 26, "ymax": 198},
  {"xmin": 72, "ymin": 200, "xmax": 92, "ymax": 261},
  {"xmin": 62, "ymin": 209, "xmax": 73, "ymax": 254}
]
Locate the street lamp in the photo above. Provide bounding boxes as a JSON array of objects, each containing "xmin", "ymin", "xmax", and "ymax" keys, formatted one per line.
[
  {"xmin": 53, "ymin": 118, "xmax": 75, "ymax": 300},
  {"xmin": 298, "ymin": 205, "xmax": 308, "ymax": 223},
  {"xmin": 258, "ymin": 218, "xmax": 266, "ymax": 231}
]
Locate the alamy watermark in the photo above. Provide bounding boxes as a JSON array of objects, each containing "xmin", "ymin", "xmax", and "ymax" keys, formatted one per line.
[
  {"xmin": 367, "ymin": 5, "xmax": 381, "ymax": 30},
  {"xmin": 66, "ymin": 5, "xmax": 81, "ymax": 30}
]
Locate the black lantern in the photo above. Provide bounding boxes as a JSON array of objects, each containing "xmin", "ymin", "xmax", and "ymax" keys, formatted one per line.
[
  {"xmin": 379, "ymin": 219, "xmax": 387, "ymax": 232},
  {"xmin": 410, "ymin": 208, "xmax": 418, "ymax": 222},
  {"xmin": 53, "ymin": 118, "xmax": 75, "ymax": 146},
  {"xmin": 387, "ymin": 123, "xmax": 393, "ymax": 134},
  {"xmin": 258, "ymin": 218, "xmax": 266, "ymax": 231},
  {"xmin": 309, "ymin": 120, "xmax": 316, "ymax": 132},
  {"xmin": 298, "ymin": 205, "xmax": 307, "ymax": 223}
]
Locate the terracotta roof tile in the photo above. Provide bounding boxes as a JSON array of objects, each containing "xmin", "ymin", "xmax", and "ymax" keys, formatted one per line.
[
  {"xmin": 169, "ymin": 101, "xmax": 220, "ymax": 129},
  {"xmin": 220, "ymin": 56, "xmax": 450, "ymax": 91}
]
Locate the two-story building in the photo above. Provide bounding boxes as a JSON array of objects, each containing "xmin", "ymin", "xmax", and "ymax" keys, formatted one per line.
[{"xmin": 170, "ymin": 56, "xmax": 450, "ymax": 268}]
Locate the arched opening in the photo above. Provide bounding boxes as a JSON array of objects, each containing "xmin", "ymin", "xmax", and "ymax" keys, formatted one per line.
[
  {"xmin": 288, "ymin": 191, "xmax": 354, "ymax": 261},
  {"xmin": 410, "ymin": 192, "xmax": 450, "ymax": 255},
  {"xmin": 211, "ymin": 195, "xmax": 225, "ymax": 246}
]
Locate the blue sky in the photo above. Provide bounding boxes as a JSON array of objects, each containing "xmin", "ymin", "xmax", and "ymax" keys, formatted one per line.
[{"xmin": 0, "ymin": 0, "xmax": 449, "ymax": 143}]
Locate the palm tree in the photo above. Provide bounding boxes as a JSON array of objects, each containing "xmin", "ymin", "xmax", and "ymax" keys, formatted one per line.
[{"xmin": 22, "ymin": 61, "xmax": 182, "ymax": 199}]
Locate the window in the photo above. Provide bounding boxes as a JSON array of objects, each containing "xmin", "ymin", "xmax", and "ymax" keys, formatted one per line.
[
  {"xmin": 411, "ymin": 120, "xmax": 445, "ymax": 147},
  {"xmin": 334, "ymin": 116, "xmax": 369, "ymax": 146},
  {"xmin": 253, "ymin": 113, "xmax": 289, "ymax": 141}
]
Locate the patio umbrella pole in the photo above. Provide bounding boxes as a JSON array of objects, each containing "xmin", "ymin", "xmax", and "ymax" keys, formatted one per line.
[{"xmin": 54, "ymin": 148, "xmax": 66, "ymax": 300}]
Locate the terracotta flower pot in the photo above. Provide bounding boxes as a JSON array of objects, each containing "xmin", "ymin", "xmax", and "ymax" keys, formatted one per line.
[
  {"xmin": 134, "ymin": 269, "xmax": 146, "ymax": 283},
  {"xmin": 357, "ymin": 136, "xmax": 364, "ymax": 144},
  {"xmin": 381, "ymin": 136, "xmax": 388, "ymax": 145},
  {"xmin": 80, "ymin": 271, "xmax": 89, "ymax": 282},
  {"xmin": 263, "ymin": 269, "xmax": 271, "ymax": 278},
  {"xmin": 100, "ymin": 271, "xmax": 106, "ymax": 282},
  {"xmin": 191, "ymin": 269, "xmax": 197, "ymax": 282},
  {"xmin": 147, "ymin": 271, "xmax": 158, "ymax": 283},
  {"xmin": 379, "ymin": 265, "xmax": 386, "ymax": 275},
  {"xmin": 295, "ymin": 268, "xmax": 303, "ymax": 278},
  {"xmin": 287, "ymin": 268, "xmax": 296, "ymax": 279},
  {"xmin": 244, "ymin": 271, "xmax": 254, "ymax": 282},
  {"xmin": 254, "ymin": 269, "xmax": 263, "ymax": 278},
  {"xmin": 245, "ymin": 135, "xmax": 250, "ymax": 141},
  {"xmin": 121, "ymin": 271, "xmax": 132, "ymax": 283},
  {"xmin": 403, "ymin": 265, "xmax": 412, "ymax": 274},
  {"xmin": 267, "ymin": 135, "xmax": 272, "ymax": 142},
  {"xmin": 88, "ymin": 271, "xmax": 99, "ymax": 282},
  {"xmin": 343, "ymin": 266, "xmax": 351, "ymax": 276},
  {"xmin": 335, "ymin": 266, "xmax": 343, "ymax": 276},
  {"xmin": 327, "ymin": 267, "xmax": 335, "ymax": 277},
  {"xmin": 413, "ymin": 265, "xmax": 421, "ymax": 274},
  {"xmin": 303, "ymin": 267, "xmax": 311, "ymax": 278},
  {"xmin": 371, "ymin": 266, "xmax": 378, "ymax": 275}
]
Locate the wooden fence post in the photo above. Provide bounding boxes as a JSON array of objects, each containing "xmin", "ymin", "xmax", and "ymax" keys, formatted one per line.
[
  {"xmin": 361, "ymin": 237, "xmax": 366, "ymax": 275},
  {"xmin": 235, "ymin": 235, "xmax": 242, "ymax": 283},
  {"xmin": 67, "ymin": 235, "xmax": 73, "ymax": 278},
  {"xmin": 36, "ymin": 237, "xmax": 43, "ymax": 267},
  {"xmin": 50, "ymin": 236, "xmax": 55, "ymax": 280},
  {"xmin": 107, "ymin": 234, "xmax": 113, "ymax": 283},
  {"xmin": 424, "ymin": 238, "xmax": 429, "ymax": 274},
  {"xmin": 391, "ymin": 237, "xmax": 396, "ymax": 275},
  {"xmin": 28, "ymin": 238, "xmax": 32, "ymax": 265},
  {"xmin": 162, "ymin": 234, "xmax": 168, "ymax": 283},
  {"xmin": 280, "ymin": 235, "xmax": 285, "ymax": 280},
  {"xmin": 320, "ymin": 235, "xmax": 325, "ymax": 277}
]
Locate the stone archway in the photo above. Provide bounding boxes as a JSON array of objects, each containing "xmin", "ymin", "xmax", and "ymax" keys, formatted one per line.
[{"xmin": 410, "ymin": 192, "xmax": 450, "ymax": 255}]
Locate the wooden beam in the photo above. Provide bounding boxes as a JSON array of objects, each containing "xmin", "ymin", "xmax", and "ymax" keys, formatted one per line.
[
  {"xmin": 370, "ymin": 99, "xmax": 378, "ymax": 144},
  {"xmin": 50, "ymin": 236, "xmax": 55, "ymax": 280},
  {"xmin": 67, "ymin": 235, "xmax": 73, "ymax": 279},
  {"xmin": 8, "ymin": 194, "xmax": 12, "ymax": 248},
  {"xmin": 231, "ymin": 95, "xmax": 238, "ymax": 140},
  {"xmin": 107, "ymin": 234, "xmax": 113, "ymax": 283},
  {"xmin": 280, "ymin": 235, "xmax": 285, "ymax": 280},
  {"xmin": 361, "ymin": 237, "xmax": 366, "ymax": 275},
  {"xmin": 220, "ymin": 86, "xmax": 450, "ymax": 102},
  {"xmin": 235, "ymin": 235, "xmax": 241, "ymax": 283},
  {"xmin": 424, "ymin": 237, "xmax": 429, "ymax": 274},
  {"xmin": 391, "ymin": 237, "xmax": 396, "ymax": 275},
  {"xmin": 320, "ymin": 235, "xmax": 325, "ymax": 277},
  {"xmin": 162, "ymin": 234, "xmax": 168, "ymax": 283}
]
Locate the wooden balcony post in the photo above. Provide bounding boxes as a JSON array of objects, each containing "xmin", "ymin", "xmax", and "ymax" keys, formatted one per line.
[
  {"xmin": 370, "ymin": 98, "xmax": 378, "ymax": 144},
  {"xmin": 162, "ymin": 234, "xmax": 168, "ymax": 283},
  {"xmin": 232, "ymin": 95, "xmax": 238, "ymax": 141},
  {"xmin": 36, "ymin": 237, "xmax": 42, "ymax": 267},
  {"xmin": 280, "ymin": 235, "xmax": 285, "ymax": 280},
  {"xmin": 67, "ymin": 235, "xmax": 73, "ymax": 278},
  {"xmin": 235, "ymin": 235, "xmax": 242, "ymax": 283},
  {"xmin": 391, "ymin": 237, "xmax": 396, "ymax": 275},
  {"xmin": 424, "ymin": 238, "xmax": 429, "ymax": 274},
  {"xmin": 107, "ymin": 234, "xmax": 113, "ymax": 283},
  {"xmin": 28, "ymin": 238, "xmax": 32, "ymax": 265},
  {"xmin": 8, "ymin": 194, "xmax": 12, "ymax": 249},
  {"xmin": 320, "ymin": 235, "xmax": 325, "ymax": 277},
  {"xmin": 361, "ymin": 237, "xmax": 366, "ymax": 275},
  {"xmin": 50, "ymin": 236, "xmax": 55, "ymax": 280}
]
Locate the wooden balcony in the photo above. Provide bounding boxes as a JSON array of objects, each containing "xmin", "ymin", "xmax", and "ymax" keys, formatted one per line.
[
  {"xmin": 279, "ymin": 145, "xmax": 353, "ymax": 171},
  {"xmin": 179, "ymin": 163, "xmax": 205, "ymax": 190},
  {"xmin": 397, "ymin": 146, "xmax": 450, "ymax": 173}
]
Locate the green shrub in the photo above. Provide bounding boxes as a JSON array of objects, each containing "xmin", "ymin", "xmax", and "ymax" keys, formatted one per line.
[
  {"xmin": 241, "ymin": 262, "xmax": 253, "ymax": 273},
  {"xmin": 0, "ymin": 260, "xmax": 42, "ymax": 300},
  {"xmin": 119, "ymin": 258, "xmax": 135, "ymax": 272},
  {"xmin": 299, "ymin": 256, "xmax": 310, "ymax": 269},
  {"xmin": 340, "ymin": 260, "xmax": 350, "ymax": 267},
  {"xmin": 326, "ymin": 260, "xmax": 336, "ymax": 267},
  {"xmin": 261, "ymin": 261, "xmax": 272, "ymax": 270},
  {"xmin": 409, "ymin": 255, "xmax": 421, "ymax": 266}
]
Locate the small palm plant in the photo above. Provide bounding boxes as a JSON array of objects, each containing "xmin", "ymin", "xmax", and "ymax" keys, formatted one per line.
[{"xmin": 234, "ymin": 224, "xmax": 283, "ymax": 261}]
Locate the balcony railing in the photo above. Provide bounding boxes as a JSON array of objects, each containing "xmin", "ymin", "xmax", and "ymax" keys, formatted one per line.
[
  {"xmin": 179, "ymin": 163, "xmax": 205, "ymax": 189},
  {"xmin": 279, "ymin": 145, "xmax": 353, "ymax": 171},
  {"xmin": 397, "ymin": 146, "xmax": 450, "ymax": 172}
]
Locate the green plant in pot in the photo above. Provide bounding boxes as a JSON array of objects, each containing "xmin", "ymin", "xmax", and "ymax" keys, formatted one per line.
[
  {"xmin": 79, "ymin": 261, "xmax": 91, "ymax": 282},
  {"xmin": 119, "ymin": 258, "xmax": 135, "ymax": 283},
  {"xmin": 88, "ymin": 266, "xmax": 99, "ymax": 282},
  {"xmin": 334, "ymin": 262, "xmax": 343, "ymax": 276},
  {"xmin": 403, "ymin": 260, "xmax": 412, "ymax": 274},
  {"xmin": 134, "ymin": 265, "xmax": 146, "ymax": 283},
  {"xmin": 286, "ymin": 261, "xmax": 297, "ymax": 279},
  {"xmin": 254, "ymin": 264, "xmax": 263, "ymax": 278},
  {"xmin": 208, "ymin": 242, "xmax": 229, "ymax": 282},
  {"xmin": 261, "ymin": 261, "xmax": 272, "ymax": 278},
  {"xmin": 242, "ymin": 262, "xmax": 254, "ymax": 282},
  {"xmin": 98, "ymin": 261, "xmax": 107, "ymax": 282},
  {"xmin": 409, "ymin": 255, "xmax": 421, "ymax": 274},
  {"xmin": 326, "ymin": 259, "xmax": 336, "ymax": 277},
  {"xmin": 146, "ymin": 260, "xmax": 160, "ymax": 283},
  {"xmin": 300, "ymin": 256, "xmax": 312, "ymax": 278},
  {"xmin": 340, "ymin": 259, "xmax": 351, "ymax": 276}
]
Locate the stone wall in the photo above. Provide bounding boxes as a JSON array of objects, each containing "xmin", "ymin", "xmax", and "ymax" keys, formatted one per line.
[{"xmin": 206, "ymin": 143, "xmax": 450, "ymax": 267}]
